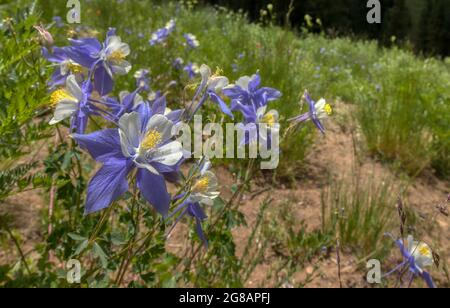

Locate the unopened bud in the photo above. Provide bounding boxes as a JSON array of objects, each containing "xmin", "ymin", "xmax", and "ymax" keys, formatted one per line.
[{"xmin": 34, "ymin": 25, "xmax": 54, "ymax": 47}]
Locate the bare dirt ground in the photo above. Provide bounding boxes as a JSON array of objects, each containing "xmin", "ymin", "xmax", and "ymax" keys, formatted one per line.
[
  {"xmin": 1, "ymin": 102, "xmax": 449, "ymax": 288},
  {"xmin": 221, "ymin": 102, "xmax": 449, "ymax": 288}
]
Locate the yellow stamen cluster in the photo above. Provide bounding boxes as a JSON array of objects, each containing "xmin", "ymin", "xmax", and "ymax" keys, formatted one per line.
[
  {"xmin": 418, "ymin": 244, "xmax": 431, "ymax": 257},
  {"xmin": 324, "ymin": 103, "xmax": 333, "ymax": 116},
  {"xmin": 108, "ymin": 50, "xmax": 126, "ymax": 63},
  {"xmin": 262, "ymin": 113, "xmax": 276, "ymax": 127},
  {"xmin": 141, "ymin": 130, "xmax": 162, "ymax": 150},
  {"xmin": 49, "ymin": 89, "xmax": 75, "ymax": 107},
  {"xmin": 186, "ymin": 82, "xmax": 200, "ymax": 91},
  {"xmin": 68, "ymin": 63, "xmax": 83, "ymax": 74},
  {"xmin": 67, "ymin": 29, "xmax": 77, "ymax": 38},
  {"xmin": 192, "ymin": 177, "xmax": 210, "ymax": 193},
  {"xmin": 213, "ymin": 67, "xmax": 223, "ymax": 78}
]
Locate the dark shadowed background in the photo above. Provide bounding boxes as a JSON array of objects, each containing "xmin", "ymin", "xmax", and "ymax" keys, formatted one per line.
[{"xmin": 200, "ymin": 0, "xmax": 450, "ymax": 57}]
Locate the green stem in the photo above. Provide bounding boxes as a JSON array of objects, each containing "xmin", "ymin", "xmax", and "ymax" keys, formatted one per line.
[
  {"xmin": 5, "ymin": 225, "xmax": 31, "ymax": 276},
  {"xmin": 114, "ymin": 183, "xmax": 141, "ymax": 286},
  {"xmin": 86, "ymin": 203, "xmax": 115, "ymax": 249},
  {"xmin": 182, "ymin": 159, "xmax": 257, "ymax": 280}
]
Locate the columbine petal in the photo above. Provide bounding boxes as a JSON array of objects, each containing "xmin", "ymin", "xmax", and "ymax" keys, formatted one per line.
[
  {"xmin": 166, "ymin": 109, "xmax": 183, "ymax": 123},
  {"xmin": 257, "ymin": 87, "xmax": 282, "ymax": 101},
  {"xmin": 85, "ymin": 158, "xmax": 132, "ymax": 215},
  {"xmin": 189, "ymin": 202, "xmax": 208, "ymax": 221},
  {"xmin": 66, "ymin": 38, "xmax": 102, "ymax": 68},
  {"xmin": 195, "ymin": 217, "xmax": 208, "ymax": 248},
  {"xmin": 209, "ymin": 92, "xmax": 234, "ymax": 118},
  {"xmin": 66, "ymin": 75, "xmax": 83, "ymax": 101},
  {"xmin": 199, "ymin": 157, "xmax": 212, "ymax": 175},
  {"xmin": 256, "ymin": 106, "xmax": 268, "ymax": 119},
  {"xmin": 316, "ymin": 98, "xmax": 327, "ymax": 111},
  {"xmin": 421, "ymin": 271, "xmax": 436, "ymax": 288},
  {"xmin": 111, "ymin": 60, "xmax": 132, "ymax": 75},
  {"xmin": 312, "ymin": 117, "xmax": 326, "ymax": 134},
  {"xmin": 191, "ymin": 64, "xmax": 211, "ymax": 102},
  {"xmin": 187, "ymin": 203, "xmax": 208, "ymax": 248},
  {"xmin": 152, "ymin": 96, "xmax": 167, "ymax": 115},
  {"xmin": 199, "ymin": 64, "xmax": 212, "ymax": 84},
  {"xmin": 118, "ymin": 112, "xmax": 141, "ymax": 157},
  {"xmin": 50, "ymin": 101, "xmax": 78, "ymax": 125},
  {"xmin": 137, "ymin": 168, "xmax": 170, "ymax": 216},
  {"xmin": 106, "ymin": 36, "xmax": 130, "ymax": 57},
  {"xmin": 222, "ymin": 86, "xmax": 244, "ymax": 99},
  {"xmin": 72, "ymin": 129, "xmax": 123, "ymax": 162},
  {"xmin": 94, "ymin": 65, "xmax": 114, "ymax": 96},
  {"xmin": 248, "ymin": 74, "xmax": 261, "ymax": 92},
  {"xmin": 148, "ymin": 141, "xmax": 183, "ymax": 166},
  {"xmin": 208, "ymin": 76, "xmax": 229, "ymax": 92},
  {"xmin": 235, "ymin": 76, "xmax": 251, "ymax": 91}
]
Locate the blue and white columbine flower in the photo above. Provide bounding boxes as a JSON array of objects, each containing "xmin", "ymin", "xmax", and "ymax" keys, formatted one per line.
[
  {"xmin": 236, "ymin": 105, "xmax": 279, "ymax": 147},
  {"xmin": 168, "ymin": 157, "xmax": 220, "ymax": 247},
  {"xmin": 42, "ymin": 47, "xmax": 86, "ymax": 88},
  {"xmin": 149, "ymin": 19, "xmax": 176, "ymax": 46},
  {"xmin": 49, "ymin": 75, "xmax": 101, "ymax": 134},
  {"xmin": 385, "ymin": 234, "xmax": 436, "ymax": 288},
  {"xmin": 73, "ymin": 111, "xmax": 184, "ymax": 215},
  {"xmin": 134, "ymin": 69, "xmax": 151, "ymax": 91},
  {"xmin": 173, "ymin": 57, "xmax": 184, "ymax": 70},
  {"xmin": 223, "ymin": 73, "xmax": 281, "ymax": 123},
  {"xmin": 183, "ymin": 62, "xmax": 200, "ymax": 79},
  {"xmin": 66, "ymin": 28, "xmax": 131, "ymax": 95},
  {"xmin": 184, "ymin": 33, "xmax": 200, "ymax": 49},
  {"xmin": 49, "ymin": 75, "xmax": 84, "ymax": 125},
  {"xmin": 289, "ymin": 90, "xmax": 332, "ymax": 134},
  {"xmin": 255, "ymin": 105, "xmax": 279, "ymax": 145},
  {"xmin": 186, "ymin": 64, "xmax": 233, "ymax": 120},
  {"xmin": 95, "ymin": 29, "xmax": 132, "ymax": 94}
]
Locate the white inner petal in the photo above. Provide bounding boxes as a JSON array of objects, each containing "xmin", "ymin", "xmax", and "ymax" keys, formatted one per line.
[
  {"xmin": 49, "ymin": 100, "xmax": 78, "ymax": 125},
  {"xmin": 236, "ymin": 76, "xmax": 251, "ymax": 91},
  {"xmin": 148, "ymin": 141, "xmax": 183, "ymax": 166},
  {"xmin": 66, "ymin": 75, "xmax": 83, "ymax": 101},
  {"xmin": 118, "ymin": 112, "xmax": 141, "ymax": 158}
]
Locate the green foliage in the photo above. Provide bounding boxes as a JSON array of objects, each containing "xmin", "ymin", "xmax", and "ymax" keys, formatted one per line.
[
  {"xmin": 356, "ymin": 52, "xmax": 450, "ymax": 176},
  {"xmin": 0, "ymin": 3, "xmax": 49, "ymax": 145},
  {"xmin": 321, "ymin": 174, "xmax": 399, "ymax": 259},
  {"xmin": 0, "ymin": 162, "xmax": 50, "ymax": 200},
  {"xmin": 0, "ymin": 1, "xmax": 52, "ymax": 199},
  {"xmin": 261, "ymin": 200, "xmax": 331, "ymax": 287}
]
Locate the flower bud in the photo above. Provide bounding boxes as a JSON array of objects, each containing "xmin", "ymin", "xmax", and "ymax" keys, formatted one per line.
[{"xmin": 34, "ymin": 25, "xmax": 54, "ymax": 47}]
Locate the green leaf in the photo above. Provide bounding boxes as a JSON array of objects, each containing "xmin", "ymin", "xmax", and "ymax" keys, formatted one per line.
[
  {"xmin": 110, "ymin": 231, "xmax": 126, "ymax": 246},
  {"xmin": 74, "ymin": 240, "xmax": 88, "ymax": 256},
  {"xmin": 61, "ymin": 152, "xmax": 74, "ymax": 171},
  {"xmin": 68, "ymin": 233, "xmax": 87, "ymax": 242},
  {"xmin": 93, "ymin": 242, "xmax": 108, "ymax": 269},
  {"xmin": 213, "ymin": 196, "xmax": 226, "ymax": 210},
  {"xmin": 231, "ymin": 184, "xmax": 238, "ymax": 193}
]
